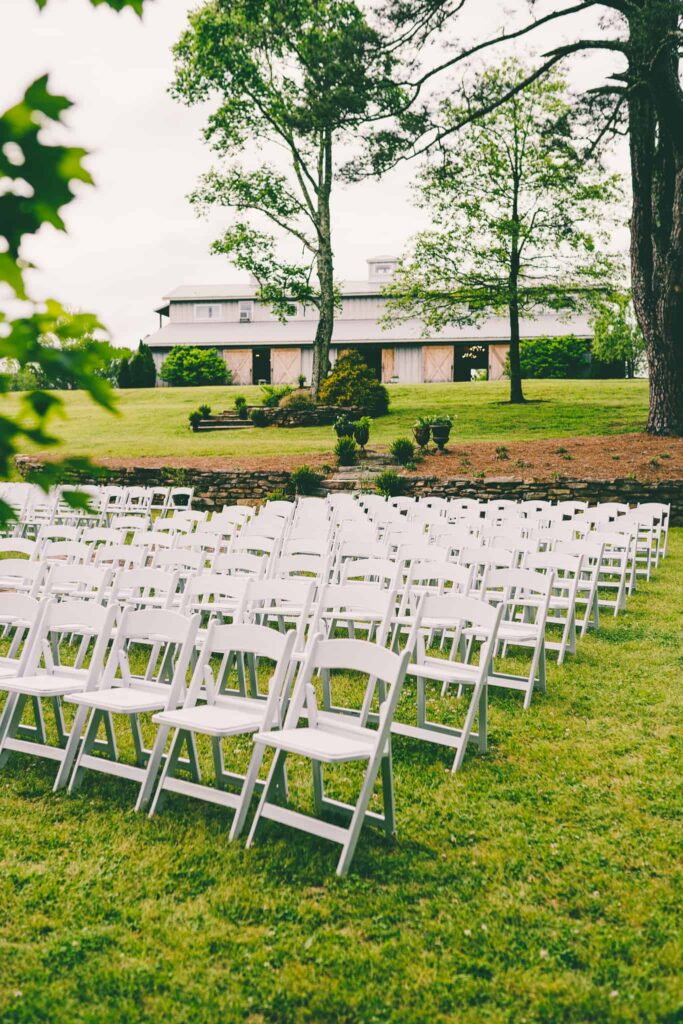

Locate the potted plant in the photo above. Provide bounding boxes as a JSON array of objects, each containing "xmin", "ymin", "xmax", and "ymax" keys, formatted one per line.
[
  {"xmin": 334, "ymin": 414, "xmax": 354, "ymax": 439},
  {"xmin": 352, "ymin": 416, "xmax": 371, "ymax": 453},
  {"xmin": 430, "ymin": 414, "xmax": 453, "ymax": 451},
  {"xmin": 198, "ymin": 404, "xmax": 211, "ymax": 418},
  {"xmin": 297, "ymin": 374, "xmax": 307, "ymax": 389},
  {"xmin": 412, "ymin": 416, "xmax": 431, "ymax": 449}
]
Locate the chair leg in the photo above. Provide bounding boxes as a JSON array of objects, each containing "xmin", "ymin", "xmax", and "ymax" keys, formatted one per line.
[
  {"xmin": 68, "ymin": 709, "xmax": 105, "ymax": 793},
  {"xmin": 136, "ymin": 724, "xmax": 171, "ymax": 813},
  {"xmin": 53, "ymin": 704, "xmax": 90, "ymax": 791},
  {"xmin": 229, "ymin": 740, "xmax": 269, "ymax": 841},
  {"xmin": 246, "ymin": 749, "xmax": 287, "ymax": 849},
  {"xmin": 336, "ymin": 750, "xmax": 386, "ymax": 877}
]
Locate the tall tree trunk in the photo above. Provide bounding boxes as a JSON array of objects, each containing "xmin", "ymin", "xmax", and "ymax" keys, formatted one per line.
[
  {"xmin": 311, "ymin": 132, "xmax": 334, "ymax": 398},
  {"xmin": 628, "ymin": 9, "xmax": 683, "ymax": 436},
  {"xmin": 508, "ymin": 170, "xmax": 525, "ymax": 404}
]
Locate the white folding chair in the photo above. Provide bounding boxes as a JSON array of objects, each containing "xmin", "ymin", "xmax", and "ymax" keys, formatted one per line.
[
  {"xmin": 0, "ymin": 558, "xmax": 47, "ymax": 598},
  {"xmin": 247, "ymin": 635, "xmax": 411, "ymax": 876},
  {"xmin": 0, "ymin": 593, "xmax": 44, "ymax": 681},
  {"xmin": 523, "ymin": 551, "xmax": 582, "ymax": 664},
  {"xmin": 43, "ymin": 563, "xmax": 112, "ymax": 605},
  {"xmin": 399, "ymin": 593, "xmax": 502, "ymax": 772},
  {"xmin": 473, "ymin": 567, "xmax": 553, "ymax": 708},
  {"xmin": 0, "ymin": 601, "xmax": 117, "ymax": 781},
  {"xmin": 137, "ymin": 623, "xmax": 297, "ymax": 828},
  {"xmin": 110, "ymin": 568, "xmax": 180, "ymax": 611},
  {"xmin": 60, "ymin": 608, "xmax": 199, "ymax": 800}
]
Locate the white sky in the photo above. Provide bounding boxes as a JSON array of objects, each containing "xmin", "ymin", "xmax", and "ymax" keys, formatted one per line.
[{"xmin": 3, "ymin": 0, "xmax": 629, "ymax": 348}]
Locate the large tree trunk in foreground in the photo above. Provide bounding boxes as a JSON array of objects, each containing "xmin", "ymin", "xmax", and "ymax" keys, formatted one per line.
[{"xmin": 628, "ymin": 13, "xmax": 683, "ymax": 436}]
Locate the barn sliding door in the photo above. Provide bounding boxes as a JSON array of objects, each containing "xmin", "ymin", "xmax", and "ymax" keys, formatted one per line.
[
  {"xmin": 271, "ymin": 347, "xmax": 301, "ymax": 384},
  {"xmin": 423, "ymin": 345, "xmax": 454, "ymax": 383},
  {"xmin": 223, "ymin": 348, "xmax": 251, "ymax": 385}
]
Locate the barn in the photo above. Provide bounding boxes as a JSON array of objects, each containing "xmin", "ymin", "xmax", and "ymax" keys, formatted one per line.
[{"xmin": 146, "ymin": 256, "xmax": 593, "ymax": 386}]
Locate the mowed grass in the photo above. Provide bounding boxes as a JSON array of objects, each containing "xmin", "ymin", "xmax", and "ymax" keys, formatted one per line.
[
  {"xmin": 0, "ymin": 533, "xmax": 681, "ymax": 1024},
  {"xmin": 12, "ymin": 378, "xmax": 649, "ymax": 461}
]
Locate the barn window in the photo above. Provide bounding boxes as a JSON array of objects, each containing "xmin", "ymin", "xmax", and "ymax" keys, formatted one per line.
[{"xmin": 194, "ymin": 303, "xmax": 221, "ymax": 320}]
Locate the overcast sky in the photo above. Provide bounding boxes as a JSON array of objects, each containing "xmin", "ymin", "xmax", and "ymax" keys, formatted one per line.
[{"xmin": 4, "ymin": 0, "xmax": 629, "ymax": 348}]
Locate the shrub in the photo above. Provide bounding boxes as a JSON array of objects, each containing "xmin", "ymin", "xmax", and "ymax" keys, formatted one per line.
[
  {"xmin": 334, "ymin": 414, "xmax": 355, "ymax": 438},
  {"xmin": 280, "ymin": 389, "xmax": 315, "ymax": 411},
  {"xmin": 188, "ymin": 410, "xmax": 202, "ymax": 432},
  {"xmin": 390, "ymin": 437, "xmax": 416, "ymax": 466},
  {"xmin": 334, "ymin": 437, "xmax": 358, "ymax": 466},
  {"xmin": 234, "ymin": 395, "xmax": 249, "ymax": 420},
  {"xmin": 128, "ymin": 341, "xmax": 156, "ymax": 388},
  {"xmin": 117, "ymin": 357, "xmax": 132, "ymax": 389},
  {"xmin": 353, "ymin": 416, "xmax": 371, "ymax": 452},
  {"xmin": 249, "ymin": 408, "xmax": 269, "ymax": 427},
  {"xmin": 265, "ymin": 489, "xmax": 289, "ymax": 502},
  {"xmin": 506, "ymin": 335, "xmax": 592, "ymax": 379},
  {"xmin": 297, "ymin": 374, "xmax": 307, "ymax": 388},
  {"xmin": 198, "ymin": 404, "xmax": 211, "ymax": 418},
  {"xmin": 160, "ymin": 346, "xmax": 230, "ymax": 387},
  {"xmin": 288, "ymin": 465, "xmax": 323, "ymax": 496},
  {"xmin": 318, "ymin": 350, "xmax": 390, "ymax": 416},
  {"xmin": 374, "ymin": 471, "xmax": 405, "ymax": 498},
  {"xmin": 260, "ymin": 384, "xmax": 292, "ymax": 408}
]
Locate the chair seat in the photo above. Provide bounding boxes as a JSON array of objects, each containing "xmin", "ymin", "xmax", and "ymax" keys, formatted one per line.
[
  {"xmin": 1, "ymin": 674, "xmax": 86, "ymax": 696},
  {"xmin": 67, "ymin": 687, "xmax": 167, "ymax": 713},
  {"xmin": 465, "ymin": 622, "xmax": 538, "ymax": 642},
  {"xmin": 153, "ymin": 701, "xmax": 266, "ymax": 737},
  {"xmin": 406, "ymin": 660, "xmax": 480, "ymax": 684},
  {"xmin": 254, "ymin": 725, "xmax": 375, "ymax": 764}
]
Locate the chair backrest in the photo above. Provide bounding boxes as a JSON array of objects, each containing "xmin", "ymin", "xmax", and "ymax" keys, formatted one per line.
[
  {"xmin": 243, "ymin": 578, "xmax": 315, "ymax": 649},
  {"xmin": 483, "ymin": 567, "xmax": 553, "ymax": 624},
  {"xmin": 81, "ymin": 527, "xmax": 124, "ymax": 548},
  {"xmin": 152, "ymin": 548, "xmax": 205, "ymax": 574},
  {"xmin": 340, "ymin": 557, "xmax": 400, "ymax": 590},
  {"xmin": 94, "ymin": 543, "xmax": 147, "ymax": 571},
  {"xmin": 214, "ymin": 552, "xmax": 266, "ymax": 577},
  {"xmin": 110, "ymin": 568, "xmax": 179, "ymax": 608},
  {"xmin": 95, "ymin": 607, "xmax": 199, "ymax": 703},
  {"xmin": 272, "ymin": 554, "xmax": 329, "ymax": 581},
  {"xmin": 0, "ymin": 538, "xmax": 37, "ymax": 559},
  {"xmin": 43, "ymin": 563, "xmax": 112, "ymax": 603},
  {"xmin": 41, "ymin": 541, "xmax": 93, "ymax": 565},
  {"xmin": 25, "ymin": 599, "xmax": 118, "ymax": 682},
  {"xmin": 178, "ymin": 573, "xmax": 250, "ymax": 620},
  {"xmin": 0, "ymin": 593, "xmax": 46, "ymax": 674},
  {"xmin": 37, "ymin": 525, "xmax": 80, "ymax": 545},
  {"xmin": 0, "ymin": 558, "xmax": 46, "ymax": 597},
  {"xmin": 309, "ymin": 582, "xmax": 395, "ymax": 645}
]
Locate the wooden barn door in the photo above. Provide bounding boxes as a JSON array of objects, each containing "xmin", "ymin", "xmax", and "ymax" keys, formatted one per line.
[
  {"xmin": 381, "ymin": 347, "xmax": 395, "ymax": 382},
  {"xmin": 271, "ymin": 347, "xmax": 301, "ymax": 384},
  {"xmin": 223, "ymin": 348, "xmax": 251, "ymax": 385},
  {"xmin": 423, "ymin": 345, "xmax": 454, "ymax": 383}
]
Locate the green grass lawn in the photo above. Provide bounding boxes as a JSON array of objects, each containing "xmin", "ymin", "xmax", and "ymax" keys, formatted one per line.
[
  {"xmin": 0, "ymin": 531, "xmax": 681, "ymax": 1024},
  {"xmin": 13, "ymin": 379, "xmax": 649, "ymax": 461}
]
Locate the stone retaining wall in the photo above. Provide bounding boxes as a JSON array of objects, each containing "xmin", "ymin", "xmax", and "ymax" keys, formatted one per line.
[{"xmin": 14, "ymin": 456, "xmax": 683, "ymax": 522}]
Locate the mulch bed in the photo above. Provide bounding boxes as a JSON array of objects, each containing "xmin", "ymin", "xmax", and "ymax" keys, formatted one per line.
[{"xmin": 91, "ymin": 433, "xmax": 683, "ymax": 482}]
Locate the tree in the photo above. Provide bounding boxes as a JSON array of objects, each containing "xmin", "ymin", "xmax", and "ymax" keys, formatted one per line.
[
  {"xmin": 159, "ymin": 347, "xmax": 230, "ymax": 387},
  {"xmin": 591, "ymin": 292, "xmax": 646, "ymax": 378},
  {"xmin": 0, "ymin": 0, "xmax": 150, "ymax": 526},
  {"xmin": 365, "ymin": 0, "xmax": 683, "ymax": 434},
  {"xmin": 384, "ymin": 65, "xmax": 620, "ymax": 403},
  {"xmin": 172, "ymin": 0, "xmax": 403, "ymax": 396},
  {"xmin": 117, "ymin": 357, "xmax": 132, "ymax": 389},
  {"xmin": 128, "ymin": 341, "xmax": 156, "ymax": 388}
]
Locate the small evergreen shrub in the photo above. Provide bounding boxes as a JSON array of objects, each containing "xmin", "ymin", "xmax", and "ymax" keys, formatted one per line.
[
  {"xmin": 234, "ymin": 395, "xmax": 249, "ymax": 419},
  {"xmin": 127, "ymin": 341, "xmax": 156, "ymax": 387},
  {"xmin": 374, "ymin": 471, "xmax": 405, "ymax": 498},
  {"xmin": 297, "ymin": 374, "xmax": 306, "ymax": 388},
  {"xmin": 188, "ymin": 410, "xmax": 202, "ymax": 432},
  {"xmin": 198, "ymin": 404, "xmax": 211, "ymax": 417},
  {"xmin": 288, "ymin": 465, "xmax": 323, "ymax": 496},
  {"xmin": 390, "ymin": 437, "xmax": 416, "ymax": 466},
  {"xmin": 319, "ymin": 350, "xmax": 390, "ymax": 416},
  {"xmin": 249, "ymin": 408, "xmax": 269, "ymax": 427},
  {"xmin": 335, "ymin": 437, "xmax": 358, "ymax": 466}
]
